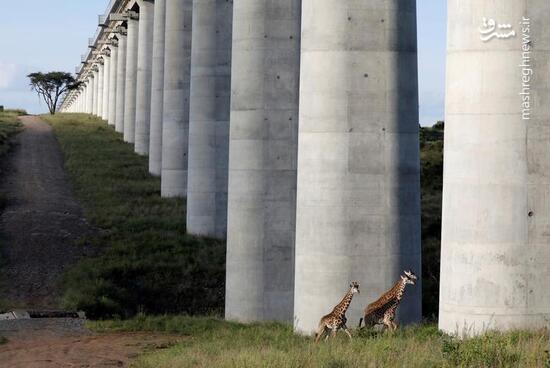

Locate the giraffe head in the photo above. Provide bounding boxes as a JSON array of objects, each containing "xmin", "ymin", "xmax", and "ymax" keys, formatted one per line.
[
  {"xmin": 349, "ymin": 281, "xmax": 360, "ymax": 294},
  {"xmin": 401, "ymin": 270, "xmax": 418, "ymax": 285}
]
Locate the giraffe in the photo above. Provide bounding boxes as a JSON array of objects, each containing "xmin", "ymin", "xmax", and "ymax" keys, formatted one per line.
[
  {"xmin": 314, "ymin": 282, "xmax": 360, "ymax": 342},
  {"xmin": 358, "ymin": 270, "xmax": 417, "ymax": 331}
]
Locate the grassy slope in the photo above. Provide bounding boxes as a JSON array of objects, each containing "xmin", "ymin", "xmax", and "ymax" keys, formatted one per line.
[
  {"xmin": 0, "ymin": 110, "xmax": 24, "ymax": 331},
  {"xmin": 42, "ymin": 113, "xmax": 225, "ymax": 319},
  {"xmin": 89, "ymin": 315, "xmax": 550, "ymax": 368}
]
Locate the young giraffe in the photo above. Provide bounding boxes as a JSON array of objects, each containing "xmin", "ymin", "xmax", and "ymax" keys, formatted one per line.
[
  {"xmin": 358, "ymin": 270, "xmax": 417, "ymax": 331},
  {"xmin": 314, "ymin": 282, "xmax": 360, "ymax": 342}
]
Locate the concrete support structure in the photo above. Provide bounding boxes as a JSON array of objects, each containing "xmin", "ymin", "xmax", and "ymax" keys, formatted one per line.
[
  {"xmin": 187, "ymin": 0, "xmax": 232, "ymax": 238},
  {"xmin": 97, "ymin": 62, "xmax": 104, "ymax": 118},
  {"xmin": 148, "ymin": 0, "xmax": 166, "ymax": 176},
  {"xmin": 102, "ymin": 53, "xmax": 111, "ymax": 120},
  {"xmin": 440, "ymin": 0, "xmax": 550, "ymax": 337},
  {"xmin": 124, "ymin": 16, "xmax": 139, "ymax": 143},
  {"xmin": 161, "ymin": 0, "xmax": 193, "ymax": 197},
  {"xmin": 86, "ymin": 78, "xmax": 94, "ymax": 113},
  {"xmin": 92, "ymin": 68, "xmax": 99, "ymax": 116},
  {"xmin": 135, "ymin": 0, "xmax": 155, "ymax": 155},
  {"xmin": 293, "ymin": 0, "xmax": 422, "ymax": 334},
  {"xmin": 225, "ymin": 0, "xmax": 301, "ymax": 322},
  {"xmin": 108, "ymin": 43, "xmax": 118, "ymax": 126},
  {"xmin": 115, "ymin": 33, "xmax": 127, "ymax": 133}
]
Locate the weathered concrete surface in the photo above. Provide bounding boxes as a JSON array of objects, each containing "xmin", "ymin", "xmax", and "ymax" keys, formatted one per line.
[
  {"xmin": 86, "ymin": 78, "xmax": 94, "ymax": 114},
  {"xmin": 187, "ymin": 0, "xmax": 232, "ymax": 239},
  {"xmin": 0, "ymin": 117, "xmax": 96, "ymax": 310},
  {"xmin": 115, "ymin": 34, "xmax": 127, "ymax": 133},
  {"xmin": 293, "ymin": 0, "xmax": 422, "ymax": 334},
  {"xmin": 96, "ymin": 63, "xmax": 104, "ymax": 118},
  {"xmin": 124, "ymin": 17, "xmax": 139, "ymax": 143},
  {"xmin": 108, "ymin": 44, "xmax": 118, "ymax": 126},
  {"xmin": 101, "ymin": 54, "xmax": 110, "ymax": 120},
  {"xmin": 440, "ymin": 0, "xmax": 550, "ymax": 337},
  {"xmin": 135, "ymin": 0, "xmax": 155, "ymax": 155},
  {"xmin": 92, "ymin": 69, "xmax": 99, "ymax": 116},
  {"xmin": 161, "ymin": 0, "xmax": 193, "ymax": 197},
  {"xmin": 225, "ymin": 0, "xmax": 301, "ymax": 323},
  {"xmin": 148, "ymin": 0, "xmax": 166, "ymax": 176}
]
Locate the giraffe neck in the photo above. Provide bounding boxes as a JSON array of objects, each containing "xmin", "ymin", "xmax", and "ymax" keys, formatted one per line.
[
  {"xmin": 333, "ymin": 289, "xmax": 354, "ymax": 316},
  {"xmin": 394, "ymin": 279, "xmax": 407, "ymax": 301}
]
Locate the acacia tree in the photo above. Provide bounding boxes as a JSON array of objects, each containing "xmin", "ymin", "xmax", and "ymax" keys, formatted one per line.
[{"xmin": 27, "ymin": 72, "xmax": 81, "ymax": 115}]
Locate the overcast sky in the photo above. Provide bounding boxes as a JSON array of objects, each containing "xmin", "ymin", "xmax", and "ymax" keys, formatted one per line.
[{"xmin": 0, "ymin": 1, "xmax": 446, "ymax": 126}]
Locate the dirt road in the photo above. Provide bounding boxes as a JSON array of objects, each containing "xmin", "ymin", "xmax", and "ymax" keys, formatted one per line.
[
  {"xmin": 0, "ymin": 116, "xmax": 179, "ymax": 367},
  {"xmin": 0, "ymin": 116, "xmax": 96, "ymax": 309}
]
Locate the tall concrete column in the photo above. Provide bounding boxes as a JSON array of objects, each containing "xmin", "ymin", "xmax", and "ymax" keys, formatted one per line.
[
  {"xmin": 440, "ymin": 1, "xmax": 550, "ymax": 337},
  {"xmin": 108, "ymin": 42, "xmax": 118, "ymax": 126},
  {"xmin": 135, "ymin": 0, "xmax": 155, "ymax": 155},
  {"xmin": 97, "ymin": 62, "xmax": 104, "ymax": 118},
  {"xmin": 225, "ymin": 0, "xmax": 301, "ymax": 322},
  {"xmin": 115, "ymin": 33, "xmax": 127, "ymax": 133},
  {"xmin": 161, "ymin": 0, "xmax": 193, "ymax": 197},
  {"xmin": 102, "ymin": 53, "xmax": 111, "ymax": 120},
  {"xmin": 124, "ymin": 15, "xmax": 140, "ymax": 143},
  {"xmin": 187, "ymin": 0, "xmax": 232, "ymax": 238},
  {"xmin": 86, "ymin": 78, "xmax": 94, "ymax": 114},
  {"xmin": 92, "ymin": 68, "xmax": 99, "ymax": 116},
  {"xmin": 293, "ymin": 0, "xmax": 422, "ymax": 334},
  {"xmin": 148, "ymin": 0, "xmax": 166, "ymax": 176}
]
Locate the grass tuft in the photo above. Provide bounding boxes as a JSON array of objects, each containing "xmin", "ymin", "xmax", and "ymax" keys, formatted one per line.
[{"xmin": 42, "ymin": 113, "xmax": 225, "ymax": 319}]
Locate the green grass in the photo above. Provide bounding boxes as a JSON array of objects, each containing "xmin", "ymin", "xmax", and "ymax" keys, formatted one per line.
[
  {"xmin": 0, "ymin": 110, "xmax": 24, "ymax": 159},
  {"xmin": 88, "ymin": 315, "xmax": 550, "ymax": 368},
  {"xmin": 41, "ymin": 113, "xmax": 225, "ymax": 319}
]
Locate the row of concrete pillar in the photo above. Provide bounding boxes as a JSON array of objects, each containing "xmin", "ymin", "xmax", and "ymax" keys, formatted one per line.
[
  {"xmin": 62, "ymin": 0, "xmax": 422, "ymax": 335},
  {"xmin": 65, "ymin": 0, "xmax": 550, "ymax": 337}
]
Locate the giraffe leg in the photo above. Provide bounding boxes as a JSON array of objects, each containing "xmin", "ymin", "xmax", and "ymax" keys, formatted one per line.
[
  {"xmin": 314, "ymin": 325, "xmax": 326, "ymax": 343},
  {"xmin": 343, "ymin": 325, "xmax": 353, "ymax": 340},
  {"xmin": 331, "ymin": 327, "xmax": 338, "ymax": 339}
]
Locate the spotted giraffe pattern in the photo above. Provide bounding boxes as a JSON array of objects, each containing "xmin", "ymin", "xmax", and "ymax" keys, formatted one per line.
[
  {"xmin": 314, "ymin": 282, "xmax": 360, "ymax": 342},
  {"xmin": 359, "ymin": 270, "xmax": 417, "ymax": 331}
]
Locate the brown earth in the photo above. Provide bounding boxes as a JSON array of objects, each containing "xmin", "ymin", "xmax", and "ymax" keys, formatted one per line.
[{"xmin": 0, "ymin": 332, "xmax": 179, "ymax": 368}]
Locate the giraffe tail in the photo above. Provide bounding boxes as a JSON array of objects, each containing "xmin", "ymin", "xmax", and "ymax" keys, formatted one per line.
[{"xmin": 358, "ymin": 317, "xmax": 363, "ymax": 328}]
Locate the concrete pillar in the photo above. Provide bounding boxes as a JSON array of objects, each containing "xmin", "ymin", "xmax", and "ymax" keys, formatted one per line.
[
  {"xmin": 161, "ymin": 0, "xmax": 193, "ymax": 197},
  {"xmin": 186, "ymin": 0, "xmax": 232, "ymax": 239},
  {"xmin": 115, "ymin": 33, "xmax": 127, "ymax": 133},
  {"xmin": 108, "ymin": 43, "xmax": 118, "ymax": 126},
  {"xmin": 86, "ymin": 78, "xmax": 94, "ymax": 114},
  {"xmin": 124, "ymin": 15, "xmax": 140, "ymax": 143},
  {"xmin": 135, "ymin": 0, "xmax": 155, "ymax": 155},
  {"xmin": 102, "ymin": 53, "xmax": 111, "ymax": 120},
  {"xmin": 293, "ymin": 0, "xmax": 422, "ymax": 334},
  {"xmin": 225, "ymin": 0, "xmax": 301, "ymax": 323},
  {"xmin": 148, "ymin": 0, "xmax": 166, "ymax": 176},
  {"xmin": 440, "ymin": 0, "xmax": 550, "ymax": 337},
  {"xmin": 97, "ymin": 62, "xmax": 104, "ymax": 118},
  {"xmin": 92, "ymin": 69, "xmax": 99, "ymax": 116}
]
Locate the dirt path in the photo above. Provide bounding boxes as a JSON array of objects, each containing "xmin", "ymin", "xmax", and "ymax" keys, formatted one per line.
[
  {"xmin": 0, "ymin": 116, "xmax": 96, "ymax": 309},
  {"xmin": 0, "ymin": 116, "xmax": 180, "ymax": 367},
  {"xmin": 0, "ymin": 332, "xmax": 179, "ymax": 368}
]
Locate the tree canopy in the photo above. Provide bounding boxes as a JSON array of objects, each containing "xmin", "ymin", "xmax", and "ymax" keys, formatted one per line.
[{"xmin": 27, "ymin": 72, "xmax": 81, "ymax": 115}]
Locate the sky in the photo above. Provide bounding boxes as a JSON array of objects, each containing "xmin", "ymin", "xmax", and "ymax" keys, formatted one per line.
[{"xmin": 0, "ymin": 1, "xmax": 447, "ymax": 126}]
